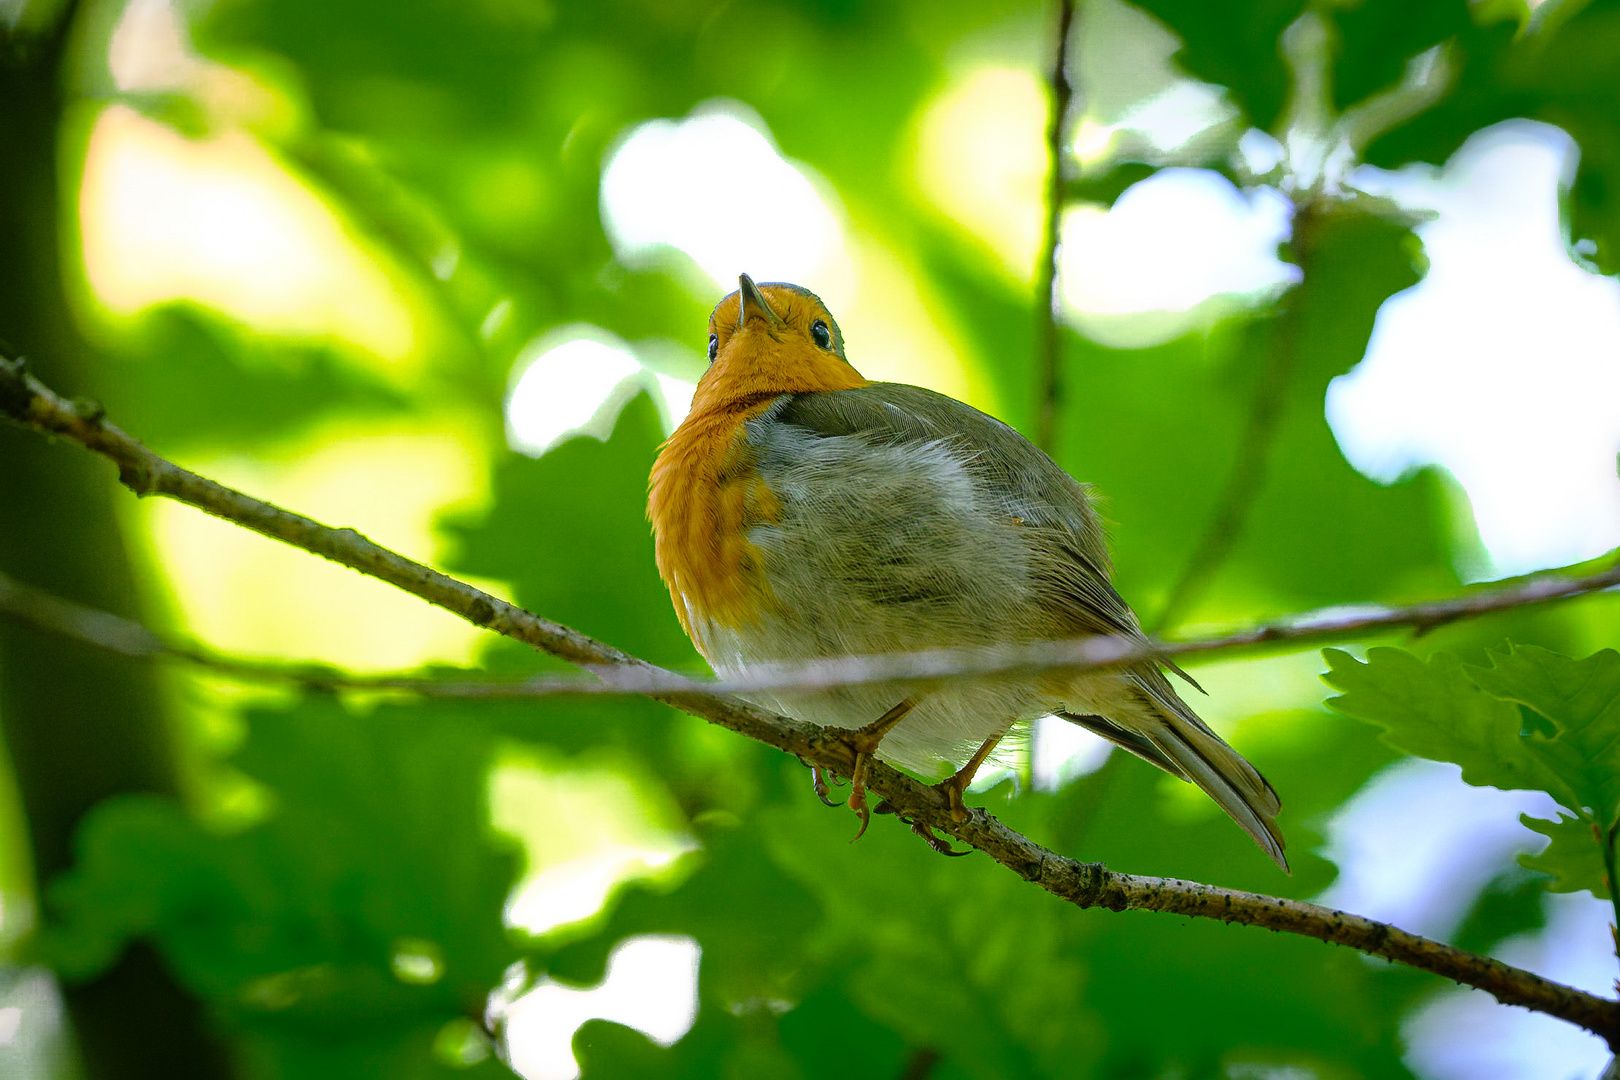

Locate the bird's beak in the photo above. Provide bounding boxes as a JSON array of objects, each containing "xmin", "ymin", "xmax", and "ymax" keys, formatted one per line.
[{"xmin": 736, "ymin": 273, "xmax": 786, "ymax": 330}]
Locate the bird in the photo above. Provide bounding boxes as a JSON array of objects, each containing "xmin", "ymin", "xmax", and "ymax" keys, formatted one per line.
[{"xmin": 647, "ymin": 274, "xmax": 1287, "ymax": 870}]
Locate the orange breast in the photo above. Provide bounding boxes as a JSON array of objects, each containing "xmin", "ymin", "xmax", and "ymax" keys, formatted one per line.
[{"xmin": 648, "ymin": 397, "xmax": 783, "ymax": 640}]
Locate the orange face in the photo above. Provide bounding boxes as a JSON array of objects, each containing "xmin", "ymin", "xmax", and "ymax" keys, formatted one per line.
[{"xmin": 693, "ymin": 276, "xmax": 868, "ymax": 411}]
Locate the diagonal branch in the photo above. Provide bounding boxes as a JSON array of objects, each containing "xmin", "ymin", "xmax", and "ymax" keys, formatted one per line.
[
  {"xmin": 2, "ymin": 355, "xmax": 1618, "ymax": 1047},
  {"xmin": 1035, "ymin": 0, "xmax": 1077, "ymax": 455}
]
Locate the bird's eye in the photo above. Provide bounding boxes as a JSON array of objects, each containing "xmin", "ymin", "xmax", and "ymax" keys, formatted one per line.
[
  {"xmin": 810, "ymin": 319, "xmax": 832, "ymax": 350},
  {"xmin": 707, "ymin": 333, "xmax": 718, "ymax": 362}
]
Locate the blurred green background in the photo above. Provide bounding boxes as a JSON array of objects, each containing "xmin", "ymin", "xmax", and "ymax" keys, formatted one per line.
[{"xmin": 3, "ymin": 0, "xmax": 1620, "ymax": 1076}]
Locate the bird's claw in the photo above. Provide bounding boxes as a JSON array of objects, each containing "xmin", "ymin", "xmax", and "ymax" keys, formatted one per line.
[
  {"xmin": 810, "ymin": 765, "xmax": 842, "ymax": 807},
  {"xmin": 849, "ymin": 787, "xmax": 872, "ymax": 842},
  {"xmin": 905, "ymin": 816, "xmax": 970, "ymax": 857},
  {"xmin": 836, "ymin": 698, "xmax": 916, "ymax": 842}
]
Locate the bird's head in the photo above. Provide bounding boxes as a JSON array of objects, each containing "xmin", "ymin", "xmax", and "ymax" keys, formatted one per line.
[{"xmin": 694, "ymin": 274, "xmax": 867, "ymax": 408}]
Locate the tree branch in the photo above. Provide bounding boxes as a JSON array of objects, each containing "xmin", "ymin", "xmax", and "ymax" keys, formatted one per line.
[
  {"xmin": 10, "ymin": 551, "xmax": 1620, "ymax": 705},
  {"xmin": 1035, "ymin": 0, "xmax": 1076, "ymax": 455},
  {"xmin": 3, "ymin": 355, "xmax": 1618, "ymax": 1046}
]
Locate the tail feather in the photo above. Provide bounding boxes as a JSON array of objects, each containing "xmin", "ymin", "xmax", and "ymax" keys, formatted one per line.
[
  {"xmin": 1063, "ymin": 666, "xmax": 1288, "ymax": 872},
  {"xmin": 1148, "ymin": 717, "xmax": 1288, "ymax": 873}
]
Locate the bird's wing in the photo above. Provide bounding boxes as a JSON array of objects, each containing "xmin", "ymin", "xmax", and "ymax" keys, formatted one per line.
[
  {"xmin": 770, "ymin": 382, "xmax": 1140, "ymax": 641},
  {"xmin": 773, "ymin": 385, "xmax": 1283, "ymax": 868}
]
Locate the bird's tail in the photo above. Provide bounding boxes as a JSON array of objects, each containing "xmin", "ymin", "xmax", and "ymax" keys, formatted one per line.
[{"xmin": 1061, "ymin": 670, "xmax": 1288, "ymax": 872}]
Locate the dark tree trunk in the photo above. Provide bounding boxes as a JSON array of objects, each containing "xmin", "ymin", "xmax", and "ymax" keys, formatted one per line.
[{"xmin": 0, "ymin": 10, "xmax": 234, "ymax": 1079}]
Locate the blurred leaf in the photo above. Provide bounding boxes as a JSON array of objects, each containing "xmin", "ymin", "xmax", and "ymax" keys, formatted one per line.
[
  {"xmin": 546, "ymin": 818, "xmax": 819, "ymax": 1003},
  {"xmin": 776, "ymin": 982, "xmax": 913, "ymax": 1080},
  {"xmin": 1356, "ymin": 16, "xmax": 1527, "ymax": 171},
  {"xmin": 43, "ymin": 696, "xmax": 522, "ymax": 1077},
  {"xmin": 1332, "ymin": 0, "xmax": 1474, "ymax": 112},
  {"xmin": 552, "ymin": 810, "xmax": 832, "ymax": 1080},
  {"xmin": 763, "ymin": 796, "xmax": 1102, "ymax": 1080},
  {"xmin": 1213, "ymin": 202, "xmax": 1450, "ymax": 611},
  {"xmin": 1466, "ymin": 644, "xmax": 1620, "ymax": 826},
  {"xmin": 444, "ymin": 392, "xmax": 695, "ymax": 669},
  {"xmin": 1321, "ymin": 647, "xmax": 1580, "ymax": 809},
  {"xmin": 1064, "ymin": 161, "xmax": 1159, "ymax": 207},
  {"xmin": 1450, "ymin": 866, "xmax": 1552, "ymax": 956},
  {"xmin": 1285, "ymin": 202, "xmax": 1426, "ymax": 384},
  {"xmin": 1127, "ymin": 0, "xmax": 1306, "ymax": 132},
  {"xmin": 98, "ymin": 305, "xmax": 410, "ymax": 450},
  {"xmin": 1361, "ymin": 0, "xmax": 1620, "ymax": 272},
  {"xmin": 574, "ymin": 1011, "xmax": 806, "ymax": 1080},
  {"xmin": 1492, "ymin": 1, "xmax": 1620, "ymax": 273},
  {"xmin": 243, "ymin": 1023, "xmax": 514, "ymax": 1080}
]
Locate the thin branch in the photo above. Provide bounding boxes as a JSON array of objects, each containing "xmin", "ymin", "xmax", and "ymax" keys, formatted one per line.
[
  {"xmin": 1151, "ymin": 202, "xmax": 1323, "ymax": 635},
  {"xmin": 10, "ymin": 552, "xmax": 1620, "ymax": 704},
  {"xmin": 1035, "ymin": 0, "xmax": 1077, "ymax": 456},
  {"xmin": 3, "ymin": 356, "xmax": 1618, "ymax": 1046},
  {"xmin": 0, "ymin": 568, "xmax": 414, "ymax": 691}
]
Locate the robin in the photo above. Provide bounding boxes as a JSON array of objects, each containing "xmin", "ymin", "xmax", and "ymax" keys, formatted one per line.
[{"xmin": 648, "ymin": 274, "xmax": 1287, "ymax": 870}]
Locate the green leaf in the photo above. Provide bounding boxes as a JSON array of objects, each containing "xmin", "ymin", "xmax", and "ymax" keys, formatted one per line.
[
  {"xmin": 1127, "ymin": 0, "xmax": 1307, "ymax": 132},
  {"xmin": 574, "ymin": 1013, "xmax": 807, "ymax": 1080},
  {"xmin": 443, "ymin": 392, "xmax": 697, "ymax": 670},
  {"xmin": 1321, "ymin": 647, "xmax": 1581, "ymax": 809},
  {"xmin": 1132, "ymin": 0, "xmax": 1478, "ymax": 134},
  {"xmin": 545, "ymin": 818, "xmax": 820, "ymax": 1006},
  {"xmin": 1332, "ymin": 0, "xmax": 1475, "ymax": 113},
  {"xmin": 100, "ymin": 305, "xmax": 411, "ymax": 451},
  {"xmin": 1322, "ymin": 643, "xmax": 1620, "ymax": 907},
  {"xmin": 43, "ymin": 697, "xmax": 524, "ymax": 1077},
  {"xmin": 1360, "ymin": 1, "xmax": 1620, "ymax": 273},
  {"xmin": 1450, "ymin": 867, "xmax": 1552, "ymax": 956},
  {"xmin": 1519, "ymin": 813, "xmax": 1609, "ymax": 897},
  {"xmin": 1465, "ymin": 644, "xmax": 1620, "ymax": 825}
]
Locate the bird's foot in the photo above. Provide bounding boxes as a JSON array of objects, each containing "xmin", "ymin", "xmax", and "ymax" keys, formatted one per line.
[
  {"xmin": 838, "ymin": 698, "xmax": 916, "ymax": 842},
  {"xmin": 903, "ymin": 813, "xmax": 970, "ymax": 857},
  {"xmin": 932, "ymin": 772, "xmax": 974, "ymax": 824},
  {"xmin": 930, "ymin": 732, "xmax": 1005, "ymax": 824},
  {"xmin": 809, "ymin": 764, "xmax": 843, "ymax": 807}
]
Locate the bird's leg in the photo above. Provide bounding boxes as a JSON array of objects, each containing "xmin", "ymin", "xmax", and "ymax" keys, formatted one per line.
[
  {"xmin": 935, "ymin": 733, "xmax": 1004, "ymax": 823},
  {"xmin": 809, "ymin": 764, "xmax": 842, "ymax": 807},
  {"xmin": 843, "ymin": 697, "xmax": 917, "ymax": 841}
]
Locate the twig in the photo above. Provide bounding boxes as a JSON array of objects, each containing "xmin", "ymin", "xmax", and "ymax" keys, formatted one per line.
[
  {"xmin": 8, "ymin": 553, "xmax": 1620, "ymax": 703},
  {"xmin": 1035, "ymin": 0, "xmax": 1077, "ymax": 455},
  {"xmin": 0, "ymin": 568, "xmax": 416, "ymax": 691},
  {"xmin": 3, "ymin": 356, "xmax": 1618, "ymax": 1046}
]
